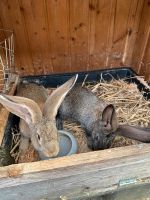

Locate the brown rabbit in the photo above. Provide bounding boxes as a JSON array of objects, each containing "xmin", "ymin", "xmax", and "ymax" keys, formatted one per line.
[
  {"xmin": 0, "ymin": 75, "xmax": 78, "ymax": 159},
  {"xmin": 57, "ymin": 86, "xmax": 150, "ymax": 150}
]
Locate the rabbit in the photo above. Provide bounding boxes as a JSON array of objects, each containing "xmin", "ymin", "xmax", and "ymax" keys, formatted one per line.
[
  {"xmin": 57, "ymin": 86, "xmax": 150, "ymax": 150},
  {"xmin": 0, "ymin": 74, "xmax": 78, "ymax": 159},
  {"xmin": 57, "ymin": 86, "xmax": 118, "ymax": 150}
]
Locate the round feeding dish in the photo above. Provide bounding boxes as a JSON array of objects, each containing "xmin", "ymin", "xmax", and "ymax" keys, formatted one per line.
[{"xmin": 57, "ymin": 130, "xmax": 78, "ymax": 157}]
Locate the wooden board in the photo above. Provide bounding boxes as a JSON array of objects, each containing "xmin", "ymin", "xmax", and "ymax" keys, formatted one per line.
[
  {"xmin": 107, "ymin": 0, "xmax": 132, "ymax": 67},
  {"xmin": 89, "ymin": 0, "xmax": 114, "ymax": 69},
  {"xmin": 45, "ymin": 0, "xmax": 70, "ymax": 73},
  {"xmin": 0, "ymin": 20, "xmax": 6, "ymax": 91},
  {"xmin": 0, "ymin": 0, "xmax": 149, "ymax": 80},
  {"xmin": 0, "ymin": 144, "xmax": 150, "ymax": 199},
  {"xmin": 132, "ymin": 0, "xmax": 150, "ymax": 82},
  {"xmin": 69, "ymin": 0, "xmax": 89, "ymax": 72},
  {"xmin": 122, "ymin": 0, "xmax": 144, "ymax": 66},
  {"xmin": 19, "ymin": 0, "xmax": 54, "ymax": 75},
  {"xmin": 0, "ymin": 0, "xmax": 34, "ymax": 75},
  {"xmin": 141, "ymin": 32, "xmax": 150, "ymax": 82}
]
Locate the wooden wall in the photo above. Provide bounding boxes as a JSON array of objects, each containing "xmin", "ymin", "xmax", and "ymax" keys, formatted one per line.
[
  {"xmin": 132, "ymin": 0, "xmax": 150, "ymax": 81},
  {"xmin": 0, "ymin": 0, "xmax": 149, "ymax": 81}
]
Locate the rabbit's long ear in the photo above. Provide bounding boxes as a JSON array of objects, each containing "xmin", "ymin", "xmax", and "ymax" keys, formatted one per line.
[
  {"xmin": 43, "ymin": 74, "xmax": 78, "ymax": 120},
  {"xmin": 116, "ymin": 125, "xmax": 150, "ymax": 142},
  {"xmin": 0, "ymin": 94, "xmax": 42, "ymax": 124},
  {"xmin": 102, "ymin": 104, "xmax": 118, "ymax": 132}
]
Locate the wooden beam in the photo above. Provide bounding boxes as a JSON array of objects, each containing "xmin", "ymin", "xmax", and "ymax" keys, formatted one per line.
[{"xmin": 0, "ymin": 144, "xmax": 150, "ymax": 199}]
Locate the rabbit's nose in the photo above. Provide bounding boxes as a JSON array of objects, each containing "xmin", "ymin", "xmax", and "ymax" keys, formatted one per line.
[
  {"xmin": 93, "ymin": 134, "xmax": 99, "ymax": 142},
  {"xmin": 43, "ymin": 150, "xmax": 56, "ymax": 158},
  {"xmin": 44, "ymin": 142, "xmax": 59, "ymax": 157},
  {"xmin": 94, "ymin": 135, "xmax": 99, "ymax": 140}
]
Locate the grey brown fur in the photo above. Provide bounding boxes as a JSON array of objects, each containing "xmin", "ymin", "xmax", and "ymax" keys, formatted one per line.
[
  {"xmin": 58, "ymin": 86, "xmax": 150, "ymax": 150},
  {"xmin": 58, "ymin": 86, "xmax": 118, "ymax": 150},
  {"xmin": 0, "ymin": 75, "xmax": 78, "ymax": 160}
]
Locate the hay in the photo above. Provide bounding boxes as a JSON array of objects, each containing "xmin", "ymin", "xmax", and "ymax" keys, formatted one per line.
[
  {"xmin": 10, "ymin": 127, "xmax": 21, "ymax": 163},
  {"xmin": 85, "ymin": 79, "xmax": 150, "ymax": 127},
  {"xmin": 64, "ymin": 121, "xmax": 91, "ymax": 153},
  {"xmin": 10, "ymin": 127, "xmax": 39, "ymax": 163},
  {"xmin": 10, "ymin": 77, "xmax": 150, "ymax": 162},
  {"xmin": 61, "ymin": 78, "xmax": 150, "ymax": 150},
  {"xmin": 18, "ymin": 145, "xmax": 39, "ymax": 163}
]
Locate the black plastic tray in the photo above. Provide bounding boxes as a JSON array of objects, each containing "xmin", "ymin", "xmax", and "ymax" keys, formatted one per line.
[{"xmin": 2, "ymin": 67, "xmax": 150, "ymax": 149}]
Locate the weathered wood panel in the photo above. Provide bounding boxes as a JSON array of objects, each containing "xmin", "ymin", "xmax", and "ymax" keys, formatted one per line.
[
  {"xmin": 0, "ymin": 0, "xmax": 149, "ymax": 80},
  {"xmin": 0, "ymin": 144, "xmax": 150, "ymax": 199}
]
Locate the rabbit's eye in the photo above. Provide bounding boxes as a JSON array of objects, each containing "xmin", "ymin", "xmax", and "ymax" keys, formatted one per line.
[{"xmin": 37, "ymin": 134, "xmax": 41, "ymax": 140}]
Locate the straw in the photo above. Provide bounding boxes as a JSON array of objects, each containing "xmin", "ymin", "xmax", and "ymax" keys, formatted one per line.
[{"xmin": 10, "ymin": 77, "xmax": 150, "ymax": 162}]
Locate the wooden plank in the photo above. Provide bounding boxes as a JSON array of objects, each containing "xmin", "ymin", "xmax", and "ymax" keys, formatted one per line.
[
  {"xmin": 0, "ymin": 144, "xmax": 150, "ymax": 199},
  {"xmin": 89, "ymin": 0, "xmax": 143, "ymax": 69},
  {"xmin": 89, "ymin": 0, "xmax": 115, "ymax": 69},
  {"xmin": 139, "ymin": 23, "xmax": 150, "ymax": 80},
  {"xmin": 45, "ymin": 0, "xmax": 70, "ymax": 73},
  {"xmin": 19, "ymin": 0, "xmax": 53, "ymax": 75},
  {"xmin": 0, "ymin": 0, "xmax": 34, "ymax": 76},
  {"xmin": 0, "ymin": 18, "xmax": 6, "ymax": 42},
  {"xmin": 69, "ymin": 0, "xmax": 90, "ymax": 72},
  {"xmin": 0, "ymin": 18, "xmax": 7, "ymax": 91},
  {"xmin": 104, "ymin": 0, "xmax": 117, "ymax": 68},
  {"xmin": 91, "ymin": 183, "xmax": 150, "ymax": 200},
  {"xmin": 132, "ymin": 0, "xmax": 150, "ymax": 80},
  {"xmin": 0, "ymin": 75, "xmax": 19, "ymax": 145},
  {"xmin": 0, "ymin": 0, "xmax": 149, "ymax": 76},
  {"xmin": 139, "ymin": 30, "xmax": 150, "ymax": 82},
  {"xmin": 107, "ymin": 0, "xmax": 132, "ymax": 67},
  {"xmin": 122, "ymin": 0, "xmax": 144, "ymax": 66}
]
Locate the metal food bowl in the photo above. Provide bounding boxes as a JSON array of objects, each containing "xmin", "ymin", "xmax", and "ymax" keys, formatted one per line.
[{"xmin": 57, "ymin": 130, "xmax": 78, "ymax": 157}]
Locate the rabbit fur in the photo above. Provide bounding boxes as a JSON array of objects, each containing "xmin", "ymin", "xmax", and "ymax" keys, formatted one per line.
[
  {"xmin": 57, "ymin": 86, "xmax": 118, "ymax": 150},
  {"xmin": 57, "ymin": 86, "xmax": 150, "ymax": 150},
  {"xmin": 0, "ymin": 75, "xmax": 78, "ymax": 159},
  {"xmin": 115, "ymin": 125, "xmax": 150, "ymax": 142}
]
